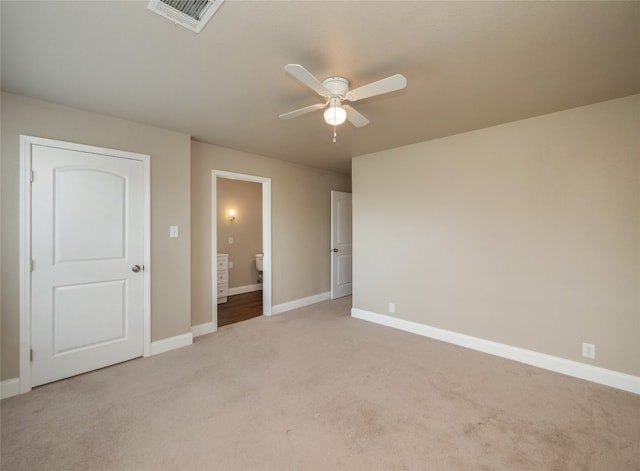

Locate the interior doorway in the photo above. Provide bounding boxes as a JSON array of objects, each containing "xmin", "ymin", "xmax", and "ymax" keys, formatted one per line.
[
  {"xmin": 216, "ymin": 177, "xmax": 262, "ymax": 326},
  {"xmin": 211, "ymin": 170, "xmax": 271, "ymax": 329}
]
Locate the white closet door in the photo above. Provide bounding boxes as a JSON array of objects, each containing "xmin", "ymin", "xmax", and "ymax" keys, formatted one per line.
[{"xmin": 30, "ymin": 143, "xmax": 146, "ymax": 387}]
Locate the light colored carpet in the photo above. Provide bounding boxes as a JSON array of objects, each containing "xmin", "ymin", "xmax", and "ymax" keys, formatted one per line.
[{"xmin": 2, "ymin": 296, "xmax": 639, "ymax": 470}]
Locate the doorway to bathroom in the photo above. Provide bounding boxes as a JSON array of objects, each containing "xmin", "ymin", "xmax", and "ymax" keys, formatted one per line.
[{"xmin": 211, "ymin": 171, "xmax": 271, "ymax": 328}]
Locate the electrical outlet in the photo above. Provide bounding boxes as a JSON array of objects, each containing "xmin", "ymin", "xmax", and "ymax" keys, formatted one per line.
[
  {"xmin": 229, "ymin": 261, "xmax": 233, "ymax": 269},
  {"xmin": 388, "ymin": 303, "xmax": 396, "ymax": 314},
  {"xmin": 228, "ymin": 237, "xmax": 234, "ymax": 245},
  {"xmin": 582, "ymin": 342, "xmax": 596, "ymax": 359}
]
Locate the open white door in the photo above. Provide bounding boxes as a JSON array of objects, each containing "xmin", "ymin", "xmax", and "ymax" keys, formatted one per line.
[
  {"xmin": 331, "ymin": 191, "xmax": 352, "ymax": 299},
  {"xmin": 27, "ymin": 138, "xmax": 148, "ymax": 387}
]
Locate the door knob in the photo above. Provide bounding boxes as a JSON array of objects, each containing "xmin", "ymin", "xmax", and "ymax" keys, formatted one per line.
[
  {"xmin": 132, "ymin": 265, "xmax": 142, "ymax": 273},
  {"xmin": 332, "ymin": 248, "xmax": 338, "ymax": 253}
]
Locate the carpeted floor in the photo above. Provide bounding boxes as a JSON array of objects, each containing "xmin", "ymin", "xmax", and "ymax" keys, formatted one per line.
[{"xmin": 2, "ymin": 296, "xmax": 639, "ymax": 470}]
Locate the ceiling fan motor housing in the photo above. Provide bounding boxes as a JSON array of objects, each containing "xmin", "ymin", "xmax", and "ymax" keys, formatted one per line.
[{"xmin": 322, "ymin": 77, "xmax": 350, "ymax": 98}]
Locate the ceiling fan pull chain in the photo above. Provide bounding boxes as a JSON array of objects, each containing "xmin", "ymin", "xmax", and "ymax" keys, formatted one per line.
[{"xmin": 333, "ymin": 125, "xmax": 337, "ymax": 143}]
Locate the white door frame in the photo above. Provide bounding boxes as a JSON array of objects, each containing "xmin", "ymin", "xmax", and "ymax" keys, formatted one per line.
[
  {"xmin": 211, "ymin": 170, "xmax": 272, "ymax": 327},
  {"xmin": 19, "ymin": 135, "xmax": 151, "ymax": 394}
]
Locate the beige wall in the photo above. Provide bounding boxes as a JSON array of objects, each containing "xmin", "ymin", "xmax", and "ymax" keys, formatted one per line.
[
  {"xmin": 353, "ymin": 94, "xmax": 640, "ymax": 376},
  {"xmin": 191, "ymin": 141, "xmax": 351, "ymax": 327},
  {"xmin": 1, "ymin": 93, "xmax": 192, "ymax": 380},
  {"xmin": 217, "ymin": 178, "xmax": 262, "ymax": 288}
]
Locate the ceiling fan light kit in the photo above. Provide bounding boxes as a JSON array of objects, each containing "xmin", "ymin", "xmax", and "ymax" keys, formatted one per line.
[
  {"xmin": 279, "ymin": 64, "xmax": 407, "ymax": 139},
  {"xmin": 324, "ymin": 98, "xmax": 347, "ymax": 126}
]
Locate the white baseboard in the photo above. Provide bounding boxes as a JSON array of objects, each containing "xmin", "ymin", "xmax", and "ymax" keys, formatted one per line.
[
  {"xmin": 192, "ymin": 321, "xmax": 216, "ymax": 338},
  {"xmin": 228, "ymin": 284, "xmax": 262, "ymax": 296},
  {"xmin": 271, "ymin": 291, "xmax": 331, "ymax": 315},
  {"xmin": 1, "ymin": 378, "xmax": 21, "ymax": 399},
  {"xmin": 3, "ymin": 334, "xmax": 195, "ymax": 398},
  {"xmin": 150, "ymin": 332, "xmax": 193, "ymax": 356},
  {"xmin": 351, "ymin": 308, "xmax": 640, "ymax": 395}
]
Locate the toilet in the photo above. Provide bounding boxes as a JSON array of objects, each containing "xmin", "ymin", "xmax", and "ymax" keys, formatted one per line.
[{"xmin": 255, "ymin": 253, "xmax": 263, "ymax": 283}]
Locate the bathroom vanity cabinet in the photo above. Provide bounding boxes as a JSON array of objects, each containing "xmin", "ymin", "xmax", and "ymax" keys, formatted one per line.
[{"xmin": 216, "ymin": 253, "xmax": 229, "ymax": 304}]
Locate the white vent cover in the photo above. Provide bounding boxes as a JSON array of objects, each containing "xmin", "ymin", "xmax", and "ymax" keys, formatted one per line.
[{"xmin": 148, "ymin": 0, "xmax": 224, "ymax": 33}]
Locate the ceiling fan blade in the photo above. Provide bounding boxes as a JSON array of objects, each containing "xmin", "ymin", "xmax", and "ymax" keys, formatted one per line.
[
  {"xmin": 346, "ymin": 74, "xmax": 407, "ymax": 102},
  {"xmin": 343, "ymin": 104, "xmax": 370, "ymax": 127},
  {"xmin": 279, "ymin": 102, "xmax": 327, "ymax": 120},
  {"xmin": 284, "ymin": 64, "xmax": 331, "ymax": 98}
]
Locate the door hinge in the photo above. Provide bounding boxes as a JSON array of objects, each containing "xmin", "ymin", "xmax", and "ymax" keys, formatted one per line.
[
  {"xmin": 30, "ymin": 170, "xmax": 34, "ymax": 183},
  {"xmin": 30, "ymin": 349, "xmax": 34, "ymax": 362},
  {"xmin": 31, "ymin": 260, "xmax": 35, "ymax": 272}
]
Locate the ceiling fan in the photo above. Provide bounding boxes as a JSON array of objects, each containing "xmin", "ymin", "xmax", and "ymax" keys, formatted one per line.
[{"xmin": 279, "ymin": 64, "xmax": 407, "ymax": 128}]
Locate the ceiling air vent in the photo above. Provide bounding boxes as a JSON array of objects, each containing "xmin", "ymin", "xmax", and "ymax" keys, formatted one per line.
[{"xmin": 148, "ymin": 0, "xmax": 224, "ymax": 33}]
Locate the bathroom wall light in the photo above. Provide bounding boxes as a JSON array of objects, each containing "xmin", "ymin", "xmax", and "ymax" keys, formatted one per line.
[{"xmin": 228, "ymin": 209, "xmax": 236, "ymax": 221}]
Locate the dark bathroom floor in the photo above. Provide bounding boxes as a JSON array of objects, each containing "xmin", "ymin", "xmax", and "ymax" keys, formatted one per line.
[{"xmin": 218, "ymin": 290, "xmax": 263, "ymax": 327}]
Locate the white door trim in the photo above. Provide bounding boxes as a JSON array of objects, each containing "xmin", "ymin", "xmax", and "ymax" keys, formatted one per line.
[
  {"xmin": 211, "ymin": 170, "xmax": 271, "ymax": 329},
  {"xmin": 19, "ymin": 135, "xmax": 151, "ymax": 394}
]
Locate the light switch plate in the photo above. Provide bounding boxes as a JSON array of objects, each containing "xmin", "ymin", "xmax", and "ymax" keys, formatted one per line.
[
  {"xmin": 169, "ymin": 225, "xmax": 179, "ymax": 238},
  {"xmin": 228, "ymin": 237, "xmax": 234, "ymax": 244}
]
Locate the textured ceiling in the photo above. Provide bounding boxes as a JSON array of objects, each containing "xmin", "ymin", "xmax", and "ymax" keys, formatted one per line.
[{"xmin": 2, "ymin": 1, "xmax": 640, "ymax": 174}]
